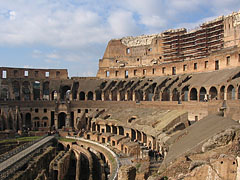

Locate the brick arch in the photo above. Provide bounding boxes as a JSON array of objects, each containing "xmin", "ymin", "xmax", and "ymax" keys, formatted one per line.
[
  {"xmin": 199, "ymin": 87, "xmax": 207, "ymax": 102},
  {"xmin": 190, "ymin": 87, "xmax": 198, "ymax": 101},
  {"xmin": 209, "ymin": 86, "xmax": 218, "ymax": 100},
  {"xmin": 227, "ymin": 84, "xmax": 236, "ymax": 100}
]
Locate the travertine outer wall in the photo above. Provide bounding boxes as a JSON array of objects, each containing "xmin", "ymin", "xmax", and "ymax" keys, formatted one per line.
[{"xmin": 97, "ymin": 10, "xmax": 240, "ymax": 79}]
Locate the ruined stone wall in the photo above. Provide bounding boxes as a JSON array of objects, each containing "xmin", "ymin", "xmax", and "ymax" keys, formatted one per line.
[{"xmin": 97, "ymin": 11, "xmax": 240, "ymax": 79}]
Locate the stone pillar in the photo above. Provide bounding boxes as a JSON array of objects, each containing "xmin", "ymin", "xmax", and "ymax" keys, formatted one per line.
[
  {"xmin": 93, "ymin": 93, "xmax": 96, "ymax": 101},
  {"xmin": 65, "ymin": 113, "xmax": 70, "ymax": 127},
  {"xmin": 75, "ymin": 153, "xmax": 81, "ymax": 180},
  {"xmin": 143, "ymin": 92, "xmax": 147, "ymax": 101},
  {"xmin": 224, "ymin": 90, "xmax": 227, "ymax": 100},
  {"xmin": 125, "ymin": 92, "xmax": 128, "ymax": 101},
  {"xmin": 117, "ymin": 92, "xmax": 120, "ymax": 101},
  {"xmin": 109, "ymin": 92, "xmax": 112, "ymax": 101},
  {"xmin": 101, "ymin": 92, "xmax": 104, "ymax": 101},
  {"xmin": 54, "ymin": 113, "xmax": 58, "ymax": 129},
  {"xmin": 132, "ymin": 92, "xmax": 136, "ymax": 101},
  {"xmin": 39, "ymin": 82, "xmax": 43, "ymax": 100}
]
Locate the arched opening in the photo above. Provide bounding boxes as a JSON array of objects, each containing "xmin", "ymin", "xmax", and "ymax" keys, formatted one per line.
[
  {"xmin": 143, "ymin": 132, "xmax": 147, "ymax": 143},
  {"xmin": 92, "ymin": 122, "xmax": 96, "ymax": 131},
  {"xmin": 127, "ymin": 90, "xmax": 133, "ymax": 101},
  {"xmin": 80, "ymin": 154, "xmax": 90, "ymax": 180},
  {"xmin": 95, "ymin": 90, "xmax": 102, "ymax": 100},
  {"xmin": 131, "ymin": 129, "xmax": 136, "ymax": 141},
  {"xmin": 12, "ymin": 81, "xmax": 20, "ymax": 100},
  {"xmin": 119, "ymin": 126, "xmax": 124, "ymax": 135},
  {"xmin": 22, "ymin": 81, "xmax": 31, "ymax": 100},
  {"xmin": 25, "ymin": 113, "xmax": 32, "ymax": 129},
  {"xmin": 227, "ymin": 85, "xmax": 235, "ymax": 100},
  {"xmin": 181, "ymin": 86, "xmax": 189, "ymax": 101},
  {"xmin": 238, "ymin": 86, "xmax": 240, "ymax": 99},
  {"xmin": 120, "ymin": 90, "xmax": 125, "ymax": 101},
  {"xmin": 112, "ymin": 125, "xmax": 117, "ymax": 134},
  {"xmin": 87, "ymin": 91, "xmax": 93, "ymax": 100},
  {"xmin": 72, "ymin": 82, "xmax": 79, "ymax": 100},
  {"xmin": 135, "ymin": 91, "xmax": 143, "ymax": 102},
  {"xmin": 162, "ymin": 88, "xmax": 170, "ymax": 101},
  {"xmin": 172, "ymin": 88, "xmax": 179, "ymax": 101},
  {"xmin": 220, "ymin": 86, "xmax": 225, "ymax": 100},
  {"xmin": 43, "ymin": 81, "xmax": 50, "ymax": 100},
  {"xmin": 190, "ymin": 88, "xmax": 197, "ymax": 101},
  {"xmin": 111, "ymin": 90, "xmax": 117, "ymax": 101},
  {"xmin": 0, "ymin": 88, "xmax": 8, "ymax": 100},
  {"xmin": 146, "ymin": 91, "xmax": 154, "ymax": 101},
  {"xmin": 58, "ymin": 112, "xmax": 66, "ymax": 129},
  {"xmin": 33, "ymin": 81, "xmax": 40, "ymax": 100},
  {"xmin": 199, "ymin": 87, "xmax": 207, "ymax": 102},
  {"xmin": 33, "ymin": 117, "xmax": 40, "ymax": 130},
  {"xmin": 79, "ymin": 91, "xmax": 85, "ymax": 101},
  {"xmin": 52, "ymin": 90, "xmax": 57, "ymax": 100},
  {"xmin": 209, "ymin": 86, "xmax": 218, "ymax": 100},
  {"xmin": 42, "ymin": 117, "xmax": 48, "ymax": 127},
  {"xmin": 106, "ymin": 125, "xmax": 111, "ymax": 133},
  {"xmin": 60, "ymin": 86, "xmax": 71, "ymax": 100},
  {"xmin": 137, "ymin": 130, "xmax": 142, "ymax": 141}
]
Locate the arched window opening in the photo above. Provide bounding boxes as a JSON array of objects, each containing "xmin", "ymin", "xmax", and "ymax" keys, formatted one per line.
[
  {"xmin": 162, "ymin": 88, "xmax": 170, "ymax": 101},
  {"xmin": 199, "ymin": 87, "xmax": 207, "ymax": 102},
  {"xmin": 209, "ymin": 87, "xmax": 218, "ymax": 100},
  {"xmin": 227, "ymin": 85, "xmax": 235, "ymax": 100},
  {"xmin": 33, "ymin": 81, "xmax": 40, "ymax": 100},
  {"xmin": 181, "ymin": 86, "xmax": 189, "ymax": 101},
  {"xmin": 87, "ymin": 91, "xmax": 93, "ymax": 100},
  {"xmin": 190, "ymin": 88, "xmax": 197, "ymax": 101},
  {"xmin": 79, "ymin": 91, "xmax": 85, "ymax": 101},
  {"xmin": 43, "ymin": 81, "xmax": 50, "ymax": 100},
  {"xmin": 58, "ymin": 112, "xmax": 66, "ymax": 129},
  {"xmin": 95, "ymin": 90, "xmax": 102, "ymax": 100},
  {"xmin": 172, "ymin": 88, "xmax": 179, "ymax": 101},
  {"xmin": 13, "ymin": 81, "xmax": 20, "ymax": 100},
  {"xmin": 60, "ymin": 86, "xmax": 71, "ymax": 100},
  {"xmin": 220, "ymin": 86, "xmax": 225, "ymax": 100},
  {"xmin": 22, "ymin": 81, "xmax": 31, "ymax": 100}
]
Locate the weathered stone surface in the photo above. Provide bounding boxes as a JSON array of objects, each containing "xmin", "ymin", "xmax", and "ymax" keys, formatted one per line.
[
  {"xmin": 118, "ymin": 165, "xmax": 136, "ymax": 180},
  {"xmin": 202, "ymin": 128, "xmax": 235, "ymax": 152}
]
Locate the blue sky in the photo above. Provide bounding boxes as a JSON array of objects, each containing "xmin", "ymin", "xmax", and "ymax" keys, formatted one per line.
[{"xmin": 0, "ymin": 0, "xmax": 240, "ymax": 77}]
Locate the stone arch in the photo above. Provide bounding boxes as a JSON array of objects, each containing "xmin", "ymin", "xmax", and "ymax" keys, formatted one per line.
[
  {"xmin": 79, "ymin": 91, "xmax": 85, "ymax": 101},
  {"xmin": 162, "ymin": 88, "xmax": 170, "ymax": 101},
  {"xmin": 172, "ymin": 88, "xmax": 179, "ymax": 101},
  {"xmin": 220, "ymin": 86, "xmax": 225, "ymax": 100},
  {"xmin": 22, "ymin": 81, "xmax": 31, "ymax": 100},
  {"xmin": 87, "ymin": 91, "xmax": 93, "ymax": 100},
  {"xmin": 137, "ymin": 130, "xmax": 142, "ymax": 141},
  {"xmin": 209, "ymin": 86, "xmax": 218, "ymax": 100},
  {"xmin": 111, "ymin": 90, "xmax": 117, "ymax": 101},
  {"xmin": 95, "ymin": 90, "xmax": 102, "ymax": 101},
  {"xmin": 106, "ymin": 124, "xmax": 111, "ymax": 133},
  {"xmin": 58, "ymin": 112, "xmax": 66, "ymax": 129},
  {"xmin": 52, "ymin": 90, "xmax": 57, "ymax": 100},
  {"xmin": 33, "ymin": 81, "xmax": 40, "ymax": 100},
  {"xmin": 131, "ymin": 129, "xmax": 136, "ymax": 140},
  {"xmin": 72, "ymin": 82, "xmax": 79, "ymax": 100},
  {"xmin": 190, "ymin": 88, "xmax": 197, "ymax": 101},
  {"xmin": 25, "ymin": 113, "xmax": 32, "ymax": 129},
  {"xmin": 181, "ymin": 86, "xmax": 189, "ymax": 101},
  {"xmin": 60, "ymin": 86, "xmax": 71, "ymax": 100},
  {"xmin": 119, "ymin": 126, "xmax": 124, "ymax": 135},
  {"xmin": 12, "ymin": 81, "xmax": 20, "ymax": 100},
  {"xmin": 227, "ymin": 85, "xmax": 235, "ymax": 100},
  {"xmin": 42, "ymin": 117, "xmax": 48, "ymax": 127},
  {"xmin": 127, "ymin": 90, "xmax": 133, "ymax": 101},
  {"xmin": 112, "ymin": 125, "xmax": 117, "ymax": 134},
  {"xmin": 92, "ymin": 122, "xmax": 96, "ymax": 131},
  {"xmin": 135, "ymin": 91, "xmax": 143, "ymax": 102},
  {"xmin": 33, "ymin": 117, "xmax": 40, "ymax": 129},
  {"xmin": 1, "ymin": 88, "xmax": 8, "ymax": 100},
  {"xmin": 199, "ymin": 87, "xmax": 207, "ymax": 102},
  {"xmin": 43, "ymin": 81, "xmax": 50, "ymax": 100}
]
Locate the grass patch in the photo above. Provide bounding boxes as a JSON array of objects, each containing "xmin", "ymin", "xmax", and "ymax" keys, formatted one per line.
[
  {"xmin": 0, "ymin": 136, "xmax": 42, "ymax": 144},
  {"xmin": 58, "ymin": 137, "xmax": 76, "ymax": 142}
]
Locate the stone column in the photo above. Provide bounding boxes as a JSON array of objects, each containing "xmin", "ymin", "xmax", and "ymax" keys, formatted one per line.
[
  {"xmin": 132, "ymin": 92, "xmax": 136, "ymax": 101},
  {"xmin": 65, "ymin": 113, "xmax": 70, "ymax": 127},
  {"xmin": 101, "ymin": 92, "xmax": 104, "ymax": 101},
  {"xmin": 117, "ymin": 92, "xmax": 120, "ymax": 101},
  {"xmin": 54, "ymin": 113, "xmax": 58, "ymax": 130},
  {"xmin": 93, "ymin": 93, "xmax": 96, "ymax": 101},
  {"xmin": 125, "ymin": 92, "xmax": 128, "ymax": 101}
]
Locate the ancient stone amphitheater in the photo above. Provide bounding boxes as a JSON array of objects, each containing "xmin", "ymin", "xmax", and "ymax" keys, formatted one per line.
[{"xmin": 1, "ymin": 11, "xmax": 240, "ymax": 180}]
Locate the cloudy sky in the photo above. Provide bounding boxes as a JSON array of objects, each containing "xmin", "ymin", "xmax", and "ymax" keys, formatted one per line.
[{"xmin": 0, "ymin": 0, "xmax": 240, "ymax": 77}]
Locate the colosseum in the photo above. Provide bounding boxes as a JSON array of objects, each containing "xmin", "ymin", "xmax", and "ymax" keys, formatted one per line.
[{"xmin": 1, "ymin": 11, "xmax": 240, "ymax": 180}]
